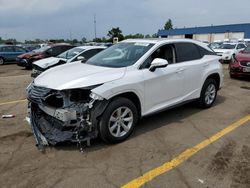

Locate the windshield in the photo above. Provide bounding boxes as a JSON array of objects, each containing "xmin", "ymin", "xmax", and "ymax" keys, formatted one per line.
[
  {"xmin": 243, "ymin": 46, "xmax": 250, "ymax": 53},
  {"xmin": 86, "ymin": 42, "xmax": 154, "ymax": 68},
  {"xmin": 57, "ymin": 47, "xmax": 84, "ymax": 59},
  {"xmin": 219, "ymin": 44, "xmax": 236, "ymax": 49},
  {"xmin": 208, "ymin": 43, "xmax": 222, "ymax": 49},
  {"xmin": 33, "ymin": 46, "xmax": 50, "ymax": 53}
]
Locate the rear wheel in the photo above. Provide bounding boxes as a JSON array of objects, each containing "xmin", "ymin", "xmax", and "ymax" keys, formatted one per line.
[
  {"xmin": 99, "ymin": 97, "xmax": 138, "ymax": 143},
  {"xmin": 0, "ymin": 57, "xmax": 4, "ymax": 65},
  {"xmin": 198, "ymin": 79, "xmax": 218, "ymax": 108}
]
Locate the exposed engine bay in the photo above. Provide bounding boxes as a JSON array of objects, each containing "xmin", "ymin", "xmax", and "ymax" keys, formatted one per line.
[{"xmin": 26, "ymin": 83, "xmax": 108, "ymax": 151}]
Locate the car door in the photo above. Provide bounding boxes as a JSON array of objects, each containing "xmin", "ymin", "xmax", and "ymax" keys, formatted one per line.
[
  {"xmin": 174, "ymin": 43, "xmax": 205, "ymax": 100},
  {"xmin": 141, "ymin": 44, "xmax": 184, "ymax": 114},
  {"xmin": 14, "ymin": 46, "xmax": 27, "ymax": 57},
  {"xmin": 1, "ymin": 46, "xmax": 15, "ymax": 61}
]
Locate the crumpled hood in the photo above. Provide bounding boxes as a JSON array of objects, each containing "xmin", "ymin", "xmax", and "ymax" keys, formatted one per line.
[
  {"xmin": 34, "ymin": 62, "xmax": 126, "ymax": 90},
  {"xmin": 33, "ymin": 57, "xmax": 67, "ymax": 69}
]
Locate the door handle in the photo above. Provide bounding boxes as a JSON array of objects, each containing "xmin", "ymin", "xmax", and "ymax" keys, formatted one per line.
[
  {"xmin": 203, "ymin": 63, "xmax": 209, "ymax": 67},
  {"xmin": 176, "ymin": 68, "xmax": 186, "ymax": 73}
]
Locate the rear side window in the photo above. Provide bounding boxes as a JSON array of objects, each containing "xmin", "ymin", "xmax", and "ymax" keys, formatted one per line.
[
  {"xmin": 82, "ymin": 49, "xmax": 103, "ymax": 60},
  {"xmin": 1, "ymin": 46, "xmax": 14, "ymax": 52},
  {"xmin": 198, "ymin": 46, "xmax": 216, "ymax": 56},
  {"xmin": 175, "ymin": 43, "xmax": 201, "ymax": 62}
]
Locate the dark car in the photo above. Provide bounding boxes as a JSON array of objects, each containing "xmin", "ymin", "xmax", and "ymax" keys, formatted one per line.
[
  {"xmin": 0, "ymin": 45, "xmax": 28, "ymax": 65},
  {"xmin": 229, "ymin": 46, "xmax": 250, "ymax": 78},
  {"xmin": 16, "ymin": 44, "xmax": 74, "ymax": 69}
]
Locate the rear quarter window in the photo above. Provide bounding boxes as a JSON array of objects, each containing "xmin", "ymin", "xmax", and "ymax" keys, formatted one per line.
[
  {"xmin": 198, "ymin": 46, "xmax": 216, "ymax": 56},
  {"xmin": 175, "ymin": 43, "xmax": 201, "ymax": 62}
]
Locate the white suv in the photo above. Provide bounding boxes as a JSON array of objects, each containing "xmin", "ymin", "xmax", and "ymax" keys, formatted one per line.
[
  {"xmin": 26, "ymin": 39, "xmax": 223, "ymax": 149},
  {"xmin": 213, "ymin": 42, "xmax": 246, "ymax": 62}
]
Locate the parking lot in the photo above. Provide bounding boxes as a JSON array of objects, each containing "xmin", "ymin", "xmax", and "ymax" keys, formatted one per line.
[{"xmin": 0, "ymin": 64, "xmax": 249, "ymax": 188}]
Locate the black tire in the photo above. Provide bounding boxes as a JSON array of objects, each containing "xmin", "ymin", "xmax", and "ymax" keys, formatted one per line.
[
  {"xmin": 99, "ymin": 97, "xmax": 138, "ymax": 143},
  {"xmin": 198, "ymin": 78, "xmax": 218, "ymax": 108},
  {"xmin": 0, "ymin": 57, "xmax": 4, "ymax": 65}
]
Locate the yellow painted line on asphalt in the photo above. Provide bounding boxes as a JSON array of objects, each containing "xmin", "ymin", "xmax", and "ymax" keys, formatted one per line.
[
  {"xmin": 121, "ymin": 114, "xmax": 250, "ymax": 188},
  {"xmin": 0, "ymin": 99, "xmax": 27, "ymax": 106}
]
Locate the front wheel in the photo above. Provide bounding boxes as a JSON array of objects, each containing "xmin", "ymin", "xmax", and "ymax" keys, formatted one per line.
[
  {"xmin": 99, "ymin": 97, "xmax": 138, "ymax": 143},
  {"xmin": 0, "ymin": 57, "xmax": 4, "ymax": 65},
  {"xmin": 198, "ymin": 79, "xmax": 218, "ymax": 108}
]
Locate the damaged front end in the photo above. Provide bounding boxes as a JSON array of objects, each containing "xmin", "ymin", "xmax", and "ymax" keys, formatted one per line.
[{"xmin": 26, "ymin": 83, "xmax": 108, "ymax": 151}]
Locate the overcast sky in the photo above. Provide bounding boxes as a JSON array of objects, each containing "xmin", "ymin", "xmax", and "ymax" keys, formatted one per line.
[{"xmin": 0, "ymin": 0, "xmax": 250, "ymax": 41}]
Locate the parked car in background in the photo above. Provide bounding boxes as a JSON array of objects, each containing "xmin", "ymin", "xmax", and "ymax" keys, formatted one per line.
[
  {"xmin": 214, "ymin": 42, "xmax": 246, "ymax": 63},
  {"xmin": 229, "ymin": 45, "xmax": 250, "ymax": 78},
  {"xmin": 0, "ymin": 45, "xmax": 28, "ymax": 65},
  {"xmin": 26, "ymin": 39, "xmax": 223, "ymax": 149},
  {"xmin": 208, "ymin": 42, "xmax": 223, "ymax": 50},
  {"xmin": 16, "ymin": 44, "xmax": 74, "ymax": 69},
  {"xmin": 31, "ymin": 46, "xmax": 106, "ymax": 78}
]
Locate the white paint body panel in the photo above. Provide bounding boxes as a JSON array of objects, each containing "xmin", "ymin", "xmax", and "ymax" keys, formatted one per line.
[{"xmin": 34, "ymin": 39, "xmax": 223, "ymax": 117}]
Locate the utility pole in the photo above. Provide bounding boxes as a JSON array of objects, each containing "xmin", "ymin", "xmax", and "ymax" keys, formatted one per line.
[
  {"xmin": 69, "ymin": 30, "xmax": 72, "ymax": 41},
  {"xmin": 94, "ymin": 14, "xmax": 97, "ymax": 40}
]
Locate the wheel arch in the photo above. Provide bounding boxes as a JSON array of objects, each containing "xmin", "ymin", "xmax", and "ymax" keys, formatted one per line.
[
  {"xmin": 204, "ymin": 73, "xmax": 220, "ymax": 90},
  {"xmin": 108, "ymin": 92, "xmax": 142, "ymax": 118}
]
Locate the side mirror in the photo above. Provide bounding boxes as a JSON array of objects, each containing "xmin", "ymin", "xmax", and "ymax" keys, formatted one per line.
[
  {"xmin": 77, "ymin": 56, "xmax": 85, "ymax": 62},
  {"xmin": 149, "ymin": 58, "xmax": 169, "ymax": 72}
]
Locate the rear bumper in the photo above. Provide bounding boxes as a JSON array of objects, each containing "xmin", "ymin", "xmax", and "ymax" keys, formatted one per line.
[{"xmin": 230, "ymin": 70, "xmax": 250, "ymax": 77}]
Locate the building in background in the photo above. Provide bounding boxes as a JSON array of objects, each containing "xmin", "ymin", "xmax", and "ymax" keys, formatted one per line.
[{"xmin": 158, "ymin": 23, "xmax": 250, "ymax": 42}]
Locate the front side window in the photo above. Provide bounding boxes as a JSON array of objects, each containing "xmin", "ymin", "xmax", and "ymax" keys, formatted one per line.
[
  {"xmin": 15, "ymin": 46, "xmax": 26, "ymax": 52},
  {"xmin": 86, "ymin": 42, "xmax": 154, "ymax": 68},
  {"xmin": 2, "ymin": 46, "xmax": 14, "ymax": 52},
  {"xmin": 33, "ymin": 46, "xmax": 50, "ymax": 53},
  {"xmin": 140, "ymin": 44, "xmax": 176, "ymax": 69},
  {"xmin": 237, "ymin": 44, "xmax": 246, "ymax": 49},
  {"xmin": 57, "ymin": 47, "xmax": 84, "ymax": 60},
  {"xmin": 46, "ymin": 46, "xmax": 61, "ymax": 56},
  {"xmin": 175, "ymin": 43, "xmax": 201, "ymax": 62},
  {"xmin": 80, "ymin": 49, "xmax": 104, "ymax": 61}
]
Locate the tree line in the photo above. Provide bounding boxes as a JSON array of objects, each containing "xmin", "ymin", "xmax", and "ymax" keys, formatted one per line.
[{"xmin": 0, "ymin": 19, "xmax": 173, "ymax": 45}]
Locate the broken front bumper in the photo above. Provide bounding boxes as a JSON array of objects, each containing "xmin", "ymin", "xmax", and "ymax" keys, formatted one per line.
[
  {"xmin": 27, "ymin": 103, "xmax": 97, "ymax": 150},
  {"xmin": 26, "ymin": 83, "xmax": 108, "ymax": 150}
]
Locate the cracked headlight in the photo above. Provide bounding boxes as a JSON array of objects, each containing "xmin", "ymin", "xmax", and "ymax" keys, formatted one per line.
[{"xmin": 90, "ymin": 92, "xmax": 103, "ymax": 100}]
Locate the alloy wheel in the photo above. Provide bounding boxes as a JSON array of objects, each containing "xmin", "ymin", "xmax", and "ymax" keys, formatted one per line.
[
  {"xmin": 205, "ymin": 84, "xmax": 216, "ymax": 105},
  {"xmin": 108, "ymin": 106, "xmax": 133, "ymax": 138}
]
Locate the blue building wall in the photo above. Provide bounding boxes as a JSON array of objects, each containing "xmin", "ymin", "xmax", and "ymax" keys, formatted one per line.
[{"xmin": 158, "ymin": 23, "xmax": 250, "ymax": 38}]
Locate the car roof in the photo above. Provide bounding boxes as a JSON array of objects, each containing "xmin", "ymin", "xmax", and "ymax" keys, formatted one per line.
[
  {"xmin": 76, "ymin": 45, "xmax": 107, "ymax": 50},
  {"xmin": 51, "ymin": 43, "xmax": 74, "ymax": 47},
  {"xmin": 121, "ymin": 38, "xmax": 212, "ymax": 51}
]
